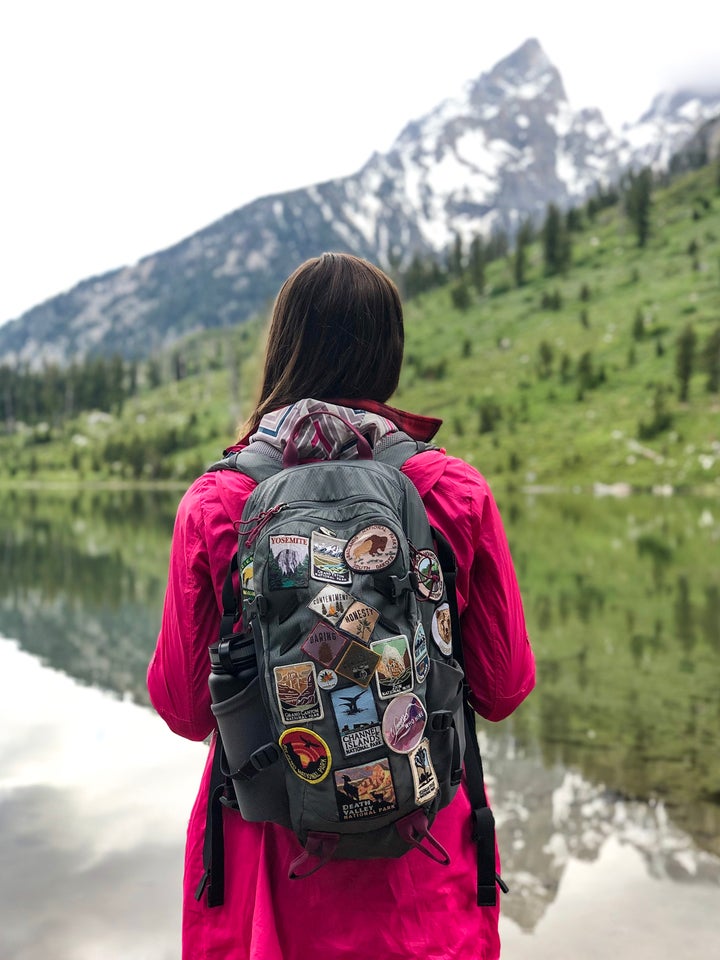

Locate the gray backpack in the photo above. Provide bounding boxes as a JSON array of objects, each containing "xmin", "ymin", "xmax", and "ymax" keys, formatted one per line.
[{"xmin": 196, "ymin": 417, "xmax": 501, "ymax": 907}]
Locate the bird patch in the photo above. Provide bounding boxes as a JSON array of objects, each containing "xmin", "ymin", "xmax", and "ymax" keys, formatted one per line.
[{"xmin": 278, "ymin": 727, "xmax": 331, "ymax": 784}]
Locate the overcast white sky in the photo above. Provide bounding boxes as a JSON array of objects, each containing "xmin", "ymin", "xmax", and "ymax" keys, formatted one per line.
[{"xmin": 1, "ymin": 0, "xmax": 719, "ymax": 326}]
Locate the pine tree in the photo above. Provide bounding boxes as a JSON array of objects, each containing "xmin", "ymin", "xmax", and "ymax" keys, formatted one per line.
[
  {"xmin": 704, "ymin": 326, "xmax": 720, "ymax": 393},
  {"xmin": 469, "ymin": 235, "xmax": 486, "ymax": 293},
  {"xmin": 623, "ymin": 167, "xmax": 653, "ymax": 247},
  {"xmin": 542, "ymin": 203, "xmax": 571, "ymax": 275},
  {"xmin": 675, "ymin": 324, "xmax": 697, "ymax": 402}
]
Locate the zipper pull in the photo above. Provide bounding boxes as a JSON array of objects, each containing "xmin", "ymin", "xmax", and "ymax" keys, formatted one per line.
[{"xmin": 239, "ymin": 503, "xmax": 288, "ymax": 547}]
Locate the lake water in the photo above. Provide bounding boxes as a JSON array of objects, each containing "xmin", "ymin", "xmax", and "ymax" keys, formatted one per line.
[{"xmin": 1, "ymin": 488, "xmax": 718, "ymax": 958}]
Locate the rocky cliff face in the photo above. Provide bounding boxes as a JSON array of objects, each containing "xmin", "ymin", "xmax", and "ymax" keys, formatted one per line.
[{"xmin": 1, "ymin": 39, "xmax": 719, "ymax": 368}]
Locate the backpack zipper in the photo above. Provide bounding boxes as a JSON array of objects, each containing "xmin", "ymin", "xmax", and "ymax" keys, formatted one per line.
[{"xmin": 241, "ymin": 496, "xmax": 401, "ymax": 548}]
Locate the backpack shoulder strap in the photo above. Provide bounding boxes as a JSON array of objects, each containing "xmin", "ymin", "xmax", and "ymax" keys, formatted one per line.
[
  {"xmin": 207, "ymin": 445, "xmax": 283, "ymax": 485},
  {"xmin": 373, "ymin": 431, "xmax": 438, "ymax": 469}
]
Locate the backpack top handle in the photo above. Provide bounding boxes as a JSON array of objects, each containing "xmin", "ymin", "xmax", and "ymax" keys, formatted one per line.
[{"xmin": 281, "ymin": 411, "xmax": 374, "ymax": 467}]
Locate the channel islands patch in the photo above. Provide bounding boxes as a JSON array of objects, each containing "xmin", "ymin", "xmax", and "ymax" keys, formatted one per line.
[
  {"xmin": 273, "ymin": 662, "xmax": 324, "ymax": 724},
  {"xmin": 301, "ymin": 621, "xmax": 348, "ymax": 667},
  {"xmin": 330, "ymin": 684, "xmax": 383, "ymax": 757},
  {"xmin": 334, "ymin": 759, "xmax": 398, "ymax": 820},
  {"xmin": 409, "ymin": 738, "xmax": 439, "ymax": 805},
  {"xmin": 381, "ymin": 692, "xmax": 427, "ymax": 754},
  {"xmin": 370, "ymin": 635, "xmax": 413, "ymax": 699},
  {"xmin": 278, "ymin": 727, "xmax": 331, "ymax": 784},
  {"xmin": 345, "ymin": 524, "xmax": 398, "ymax": 572}
]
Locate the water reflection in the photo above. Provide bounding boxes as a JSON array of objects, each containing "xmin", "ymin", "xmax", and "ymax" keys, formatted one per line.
[{"xmin": 0, "ymin": 489, "xmax": 719, "ymax": 956}]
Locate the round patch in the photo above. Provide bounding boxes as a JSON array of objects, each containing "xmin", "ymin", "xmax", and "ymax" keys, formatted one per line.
[
  {"xmin": 278, "ymin": 727, "xmax": 332, "ymax": 783},
  {"xmin": 412, "ymin": 549, "xmax": 444, "ymax": 601},
  {"xmin": 317, "ymin": 668, "xmax": 339, "ymax": 690},
  {"xmin": 431, "ymin": 603, "xmax": 453, "ymax": 656},
  {"xmin": 345, "ymin": 525, "xmax": 399, "ymax": 572},
  {"xmin": 381, "ymin": 693, "xmax": 427, "ymax": 754}
]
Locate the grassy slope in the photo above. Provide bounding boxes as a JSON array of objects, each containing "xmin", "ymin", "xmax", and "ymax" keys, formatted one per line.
[{"xmin": 1, "ymin": 164, "xmax": 719, "ymax": 492}]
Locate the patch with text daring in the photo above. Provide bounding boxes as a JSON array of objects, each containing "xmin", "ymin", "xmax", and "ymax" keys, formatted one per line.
[
  {"xmin": 330, "ymin": 684, "xmax": 383, "ymax": 757},
  {"xmin": 307, "ymin": 585, "xmax": 355, "ymax": 625},
  {"xmin": 273, "ymin": 662, "xmax": 324, "ymax": 724},
  {"xmin": 413, "ymin": 622, "xmax": 430, "ymax": 683},
  {"xmin": 334, "ymin": 759, "xmax": 399, "ymax": 821},
  {"xmin": 409, "ymin": 737, "xmax": 439, "ymax": 805},
  {"xmin": 412, "ymin": 548, "xmax": 444, "ymax": 601},
  {"xmin": 268, "ymin": 535, "xmax": 310, "ymax": 589},
  {"xmin": 344, "ymin": 525, "xmax": 399, "ymax": 572},
  {"xmin": 337, "ymin": 600, "xmax": 380, "ymax": 643},
  {"xmin": 278, "ymin": 727, "xmax": 332, "ymax": 784},
  {"xmin": 370, "ymin": 635, "xmax": 414, "ymax": 699},
  {"xmin": 301, "ymin": 621, "xmax": 348, "ymax": 667},
  {"xmin": 240, "ymin": 555, "xmax": 255, "ymax": 601},
  {"xmin": 381, "ymin": 692, "xmax": 427, "ymax": 754},
  {"xmin": 335, "ymin": 641, "xmax": 382, "ymax": 688},
  {"xmin": 431, "ymin": 602, "xmax": 453, "ymax": 656},
  {"xmin": 310, "ymin": 531, "xmax": 352, "ymax": 585},
  {"xmin": 317, "ymin": 668, "xmax": 339, "ymax": 690}
]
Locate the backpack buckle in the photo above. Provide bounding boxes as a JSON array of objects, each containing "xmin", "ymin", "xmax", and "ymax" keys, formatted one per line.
[
  {"xmin": 429, "ymin": 710, "xmax": 453, "ymax": 732},
  {"xmin": 250, "ymin": 742, "xmax": 282, "ymax": 772}
]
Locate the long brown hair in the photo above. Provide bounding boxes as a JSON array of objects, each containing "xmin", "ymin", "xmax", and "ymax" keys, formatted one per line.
[{"xmin": 244, "ymin": 253, "xmax": 404, "ymax": 435}]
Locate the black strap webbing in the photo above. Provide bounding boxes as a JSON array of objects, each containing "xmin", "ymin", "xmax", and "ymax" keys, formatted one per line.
[
  {"xmin": 195, "ymin": 737, "xmax": 228, "ymax": 908},
  {"xmin": 434, "ymin": 527, "xmax": 503, "ymax": 906}
]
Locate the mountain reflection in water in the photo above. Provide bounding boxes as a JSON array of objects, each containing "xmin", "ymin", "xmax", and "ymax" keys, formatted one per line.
[{"xmin": 0, "ymin": 488, "xmax": 718, "ymax": 957}]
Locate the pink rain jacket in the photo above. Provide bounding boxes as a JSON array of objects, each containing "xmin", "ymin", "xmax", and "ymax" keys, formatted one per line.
[{"xmin": 148, "ymin": 405, "xmax": 535, "ymax": 960}]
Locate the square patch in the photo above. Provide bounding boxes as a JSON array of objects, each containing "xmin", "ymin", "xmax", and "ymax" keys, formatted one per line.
[
  {"xmin": 273, "ymin": 662, "xmax": 324, "ymax": 724},
  {"xmin": 268, "ymin": 535, "xmax": 310, "ymax": 589},
  {"xmin": 301, "ymin": 621, "xmax": 349, "ymax": 667},
  {"xmin": 409, "ymin": 738, "xmax": 439, "ymax": 805},
  {"xmin": 338, "ymin": 601, "xmax": 380, "ymax": 643},
  {"xmin": 330, "ymin": 684, "xmax": 383, "ymax": 757},
  {"xmin": 334, "ymin": 759, "xmax": 399, "ymax": 820},
  {"xmin": 307, "ymin": 585, "xmax": 355, "ymax": 625},
  {"xmin": 335, "ymin": 641, "xmax": 381, "ymax": 688},
  {"xmin": 311, "ymin": 531, "xmax": 352, "ymax": 584},
  {"xmin": 370, "ymin": 634, "xmax": 414, "ymax": 699}
]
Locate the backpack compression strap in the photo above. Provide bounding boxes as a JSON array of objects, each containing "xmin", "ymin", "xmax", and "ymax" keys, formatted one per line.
[{"xmin": 433, "ymin": 529, "xmax": 507, "ymax": 906}]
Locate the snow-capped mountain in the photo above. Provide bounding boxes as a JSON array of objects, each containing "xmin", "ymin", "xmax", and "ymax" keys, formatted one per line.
[{"xmin": 1, "ymin": 39, "xmax": 719, "ymax": 367}]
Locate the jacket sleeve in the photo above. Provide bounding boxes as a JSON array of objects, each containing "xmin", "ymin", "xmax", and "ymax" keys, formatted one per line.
[
  {"xmin": 411, "ymin": 453, "xmax": 535, "ymax": 722},
  {"xmin": 147, "ymin": 480, "xmax": 219, "ymax": 742},
  {"xmin": 460, "ymin": 467, "xmax": 535, "ymax": 721}
]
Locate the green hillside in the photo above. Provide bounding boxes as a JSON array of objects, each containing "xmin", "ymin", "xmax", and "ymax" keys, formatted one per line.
[{"xmin": 1, "ymin": 163, "xmax": 719, "ymax": 493}]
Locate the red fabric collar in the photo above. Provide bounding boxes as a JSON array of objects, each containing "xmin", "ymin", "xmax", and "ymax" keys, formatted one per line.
[{"xmin": 229, "ymin": 399, "xmax": 442, "ymax": 450}]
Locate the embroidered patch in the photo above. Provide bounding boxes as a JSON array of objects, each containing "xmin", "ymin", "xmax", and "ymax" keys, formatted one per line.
[
  {"xmin": 301, "ymin": 622, "xmax": 348, "ymax": 667},
  {"xmin": 240, "ymin": 555, "xmax": 255, "ymax": 601},
  {"xmin": 311, "ymin": 531, "xmax": 352, "ymax": 584},
  {"xmin": 334, "ymin": 759, "xmax": 399, "ymax": 820},
  {"xmin": 330, "ymin": 684, "xmax": 383, "ymax": 757},
  {"xmin": 412, "ymin": 548, "xmax": 444, "ymax": 601},
  {"xmin": 381, "ymin": 692, "xmax": 427, "ymax": 754},
  {"xmin": 307, "ymin": 585, "xmax": 355, "ymax": 625},
  {"xmin": 409, "ymin": 738, "xmax": 439, "ymax": 805},
  {"xmin": 338, "ymin": 601, "xmax": 380, "ymax": 643},
  {"xmin": 335, "ymin": 641, "xmax": 382, "ymax": 688},
  {"xmin": 431, "ymin": 603, "xmax": 453, "ymax": 656},
  {"xmin": 268, "ymin": 535, "xmax": 310, "ymax": 589},
  {"xmin": 370, "ymin": 635, "xmax": 414, "ymax": 699},
  {"xmin": 345, "ymin": 525, "xmax": 399, "ymax": 572},
  {"xmin": 273, "ymin": 662, "xmax": 324, "ymax": 724},
  {"xmin": 413, "ymin": 622, "xmax": 430, "ymax": 684},
  {"xmin": 278, "ymin": 727, "xmax": 332, "ymax": 784},
  {"xmin": 317, "ymin": 668, "xmax": 339, "ymax": 691}
]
